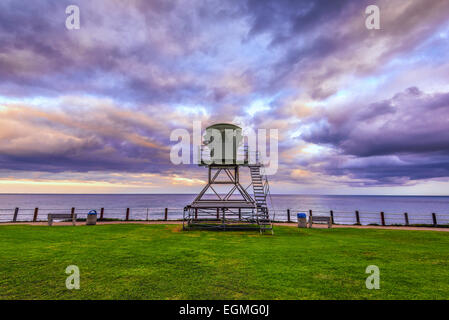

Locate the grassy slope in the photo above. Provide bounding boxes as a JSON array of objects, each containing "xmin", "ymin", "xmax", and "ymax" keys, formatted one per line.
[{"xmin": 0, "ymin": 224, "xmax": 448, "ymax": 299}]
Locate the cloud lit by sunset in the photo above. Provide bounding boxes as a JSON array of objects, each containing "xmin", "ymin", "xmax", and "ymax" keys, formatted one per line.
[{"xmin": 1, "ymin": 0, "xmax": 449, "ymax": 194}]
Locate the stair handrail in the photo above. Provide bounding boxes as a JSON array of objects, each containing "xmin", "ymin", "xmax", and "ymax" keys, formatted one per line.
[{"xmin": 259, "ymin": 165, "xmax": 276, "ymax": 222}]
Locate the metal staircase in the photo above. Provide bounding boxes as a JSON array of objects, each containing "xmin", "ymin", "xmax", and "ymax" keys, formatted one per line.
[{"xmin": 249, "ymin": 164, "xmax": 273, "ymax": 234}]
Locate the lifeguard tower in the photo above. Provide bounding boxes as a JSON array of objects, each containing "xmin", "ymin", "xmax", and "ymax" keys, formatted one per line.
[{"xmin": 183, "ymin": 123, "xmax": 273, "ymax": 234}]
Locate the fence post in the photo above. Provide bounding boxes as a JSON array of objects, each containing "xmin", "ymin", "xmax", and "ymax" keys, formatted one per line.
[
  {"xmin": 380, "ymin": 211, "xmax": 385, "ymax": 226},
  {"xmin": 100, "ymin": 208, "xmax": 104, "ymax": 220},
  {"xmin": 404, "ymin": 212, "xmax": 409, "ymax": 226},
  {"xmin": 238, "ymin": 208, "xmax": 241, "ymax": 220},
  {"xmin": 126, "ymin": 208, "xmax": 130, "ymax": 221},
  {"xmin": 432, "ymin": 213, "xmax": 437, "ymax": 227},
  {"xmin": 13, "ymin": 207, "xmax": 19, "ymax": 222},
  {"xmin": 33, "ymin": 208, "xmax": 39, "ymax": 222},
  {"xmin": 71, "ymin": 207, "xmax": 75, "ymax": 220},
  {"xmin": 355, "ymin": 210, "xmax": 360, "ymax": 225},
  {"xmin": 330, "ymin": 210, "xmax": 334, "ymax": 224},
  {"xmin": 308, "ymin": 210, "xmax": 313, "ymax": 227},
  {"xmin": 216, "ymin": 208, "xmax": 219, "ymax": 220},
  {"xmin": 287, "ymin": 209, "xmax": 291, "ymax": 222},
  {"xmin": 165, "ymin": 208, "xmax": 168, "ymax": 221},
  {"xmin": 307, "ymin": 210, "xmax": 313, "ymax": 228},
  {"xmin": 195, "ymin": 208, "xmax": 198, "ymax": 220}
]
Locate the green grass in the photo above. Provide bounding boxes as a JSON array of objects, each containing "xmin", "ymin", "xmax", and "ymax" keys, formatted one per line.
[{"xmin": 0, "ymin": 224, "xmax": 448, "ymax": 299}]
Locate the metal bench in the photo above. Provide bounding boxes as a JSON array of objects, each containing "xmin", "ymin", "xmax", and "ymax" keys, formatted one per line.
[
  {"xmin": 48, "ymin": 213, "xmax": 77, "ymax": 226},
  {"xmin": 308, "ymin": 216, "xmax": 332, "ymax": 228}
]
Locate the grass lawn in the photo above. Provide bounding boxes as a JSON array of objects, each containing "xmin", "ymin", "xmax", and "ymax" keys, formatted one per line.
[{"xmin": 0, "ymin": 224, "xmax": 448, "ymax": 299}]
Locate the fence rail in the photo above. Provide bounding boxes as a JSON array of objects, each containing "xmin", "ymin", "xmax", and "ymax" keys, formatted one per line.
[
  {"xmin": 0, "ymin": 207, "xmax": 183, "ymax": 223},
  {"xmin": 279, "ymin": 209, "xmax": 449, "ymax": 227},
  {"xmin": 0, "ymin": 207, "xmax": 448, "ymax": 227}
]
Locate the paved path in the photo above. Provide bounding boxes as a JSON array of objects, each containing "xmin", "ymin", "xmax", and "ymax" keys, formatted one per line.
[
  {"xmin": 1, "ymin": 220, "xmax": 448, "ymax": 232},
  {"xmin": 273, "ymin": 222, "xmax": 449, "ymax": 232},
  {"xmin": 0, "ymin": 220, "xmax": 181, "ymax": 226}
]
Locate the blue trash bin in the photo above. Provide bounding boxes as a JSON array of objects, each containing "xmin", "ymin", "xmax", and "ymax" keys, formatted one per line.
[
  {"xmin": 297, "ymin": 212, "xmax": 307, "ymax": 228},
  {"xmin": 87, "ymin": 210, "xmax": 97, "ymax": 225}
]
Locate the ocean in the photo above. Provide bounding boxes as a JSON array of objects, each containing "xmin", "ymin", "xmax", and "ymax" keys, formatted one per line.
[{"xmin": 0, "ymin": 194, "xmax": 448, "ymax": 225}]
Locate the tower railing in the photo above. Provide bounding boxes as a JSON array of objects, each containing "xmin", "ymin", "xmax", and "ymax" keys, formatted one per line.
[{"xmin": 198, "ymin": 144, "xmax": 261, "ymax": 166}]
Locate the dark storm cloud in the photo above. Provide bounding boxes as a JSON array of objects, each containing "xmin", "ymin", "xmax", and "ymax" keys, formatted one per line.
[
  {"xmin": 0, "ymin": 0, "xmax": 372, "ymax": 102},
  {"xmin": 302, "ymin": 87, "xmax": 449, "ymax": 156},
  {"xmin": 239, "ymin": 0, "xmax": 449, "ymax": 99},
  {"xmin": 0, "ymin": 101, "xmax": 176, "ymax": 174},
  {"xmin": 243, "ymin": 0, "xmax": 357, "ymax": 42},
  {"xmin": 0, "ymin": 0, "xmax": 216, "ymax": 104},
  {"xmin": 1, "ymin": 0, "xmax": 447, "ymax": 103},
  {"xmin": 1, "ymin": 0, "xmax": 449, "ymax": 189},
  {"xmin": 299, "ymin": 87, "xmax": 449, "ymax": 184}
]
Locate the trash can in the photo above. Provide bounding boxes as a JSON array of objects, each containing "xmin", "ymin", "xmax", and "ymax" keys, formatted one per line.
[
  {"xmin": 86, "ymin": 210, "xmax": 97, "ymax": 225},
  {"xmin": 297, "ymin": 213, "xmax": 307, "ymax": 228}
]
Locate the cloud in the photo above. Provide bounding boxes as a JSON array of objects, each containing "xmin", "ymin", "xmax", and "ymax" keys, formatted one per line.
[
  {"xmin": 1, "ymin": 1, "xmax": 449, "ymax": 192},
  {"xmin": 297, "ymin": 87, "xmax": 449, "ymax": 185},
  {"xmin": 239, "ymin": 0, "xmax": 449, "ymax": 99},
  {"xmin": 302, "ymin": 87, "xmax": 449, "ymax": 156},
  {"xmin": 0, "ymin": 97, "xmax": 177, "ymax": 173}
]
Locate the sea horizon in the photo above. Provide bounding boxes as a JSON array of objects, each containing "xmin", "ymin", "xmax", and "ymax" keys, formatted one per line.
[{"xmin": 1, "ymin": 193, "xmax": 449, "ymax": 197}]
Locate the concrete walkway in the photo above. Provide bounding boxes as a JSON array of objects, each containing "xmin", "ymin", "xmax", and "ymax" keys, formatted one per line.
[
  {"xmin": 0, "ymin": 220, "xmax": 180, "ymax": 226},
  {"xmin": 273, "ymin": 222, "xmax": 449, "ymax": 232},
  {"xmin": 1, "ymin": 220, "xmax": 449, "ymax": 232}
]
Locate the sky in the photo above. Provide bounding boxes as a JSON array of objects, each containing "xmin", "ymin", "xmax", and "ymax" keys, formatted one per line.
[{"xmin": 1, "ymin": 0, "xmax": 449, "ymax": 195}]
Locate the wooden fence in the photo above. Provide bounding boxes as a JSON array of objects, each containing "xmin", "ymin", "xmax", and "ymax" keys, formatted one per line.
[
  {"xmin": 0, "ymin": 207, "xmax": 448, "ymax": 227},
  {"xmin": 0, "ymin": 207, "xmax": 180, "ymax": 223},
  {"xmin": 281, "ymin": 209, "xmax": 449, "ymax": 227}
]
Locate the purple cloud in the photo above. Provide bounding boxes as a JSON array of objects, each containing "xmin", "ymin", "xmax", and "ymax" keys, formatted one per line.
[{"xmin": 0, "ymin": 0, "xmax": 449, "ymax": 192}]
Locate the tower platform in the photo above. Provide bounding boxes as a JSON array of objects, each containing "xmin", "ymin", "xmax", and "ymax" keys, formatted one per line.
[{"xmin": 183, "ymin": 164, "xmax": 272, "ymax": 234}]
